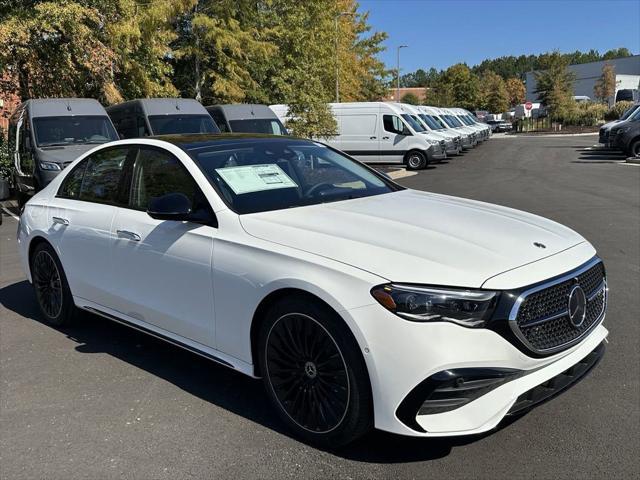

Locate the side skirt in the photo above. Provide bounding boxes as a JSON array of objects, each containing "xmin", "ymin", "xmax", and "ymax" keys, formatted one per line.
[{"xmin": 76, "ymin": 303, "xmax": 257, "ymax": 378}]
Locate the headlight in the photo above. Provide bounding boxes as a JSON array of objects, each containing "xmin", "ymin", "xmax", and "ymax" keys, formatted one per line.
[
  {"xmin": 371, "ymin": 284, "xmax": 498, "ymax": 328},
  {"xmin": 427, "ymin": 139, "xmax": 439, "ymax": 145},
  {"xmin": 40, "ymin": 162, "xmax": 61, "ymax": 171}
]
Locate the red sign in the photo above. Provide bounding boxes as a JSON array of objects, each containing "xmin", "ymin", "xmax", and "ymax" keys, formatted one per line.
[{"xmin": 525, "ymin": 101, "xmax": 533, "ymax": 111}]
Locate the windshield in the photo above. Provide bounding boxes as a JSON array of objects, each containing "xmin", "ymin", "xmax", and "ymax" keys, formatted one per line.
[
  {"xmin": 429, "ymin": 115, "xmax": 448, "ymax": 129},
  {"xmin": 229, "ymin": 118, "xmax": 288, "ymax": 135},
  {"xmin": 445, "ymin": 115, "xmax": 463, "ymax": 127},
  {"xmin": 148, "ymin": 115, "xmax": 219, "ymax": 135},
  {"xmin": 186, "ymin": 139, "xmax": 400, "ymax": 214},
  {"xmin": 419, "ymin": 114, "xmax": 442, "ymax": 130},
  {"xmin": 33, "ymin": 116, "xmax": 118, "ymax": 147},
  {"xmin": 458, "ymin": 115, "xmax": 472, "ymax": 126},
  {"xmin": 401, "ymin": 114, "xmax": 425, "ymax": 132},
  {"xmin": 621, "ymin": 105, "xmax": 640, "ymax": 120}
]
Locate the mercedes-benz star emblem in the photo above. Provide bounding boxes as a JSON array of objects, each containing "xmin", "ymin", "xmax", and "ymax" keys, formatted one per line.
[
  {"xmin": 533, "ymin": 242, "xmax": 546, "ymax": 249},
  {"xmin": 568, "ymin": 285, "xmax": 587, "ymax": 328},
  {"xmin": 304, "ymin": 361, "xmax": 317, "ymax": 379}
]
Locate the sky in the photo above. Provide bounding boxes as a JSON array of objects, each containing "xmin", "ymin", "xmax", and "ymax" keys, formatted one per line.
[{"xmin": 357, "ymin": 0, "xmax": 640, "ymax": 73}]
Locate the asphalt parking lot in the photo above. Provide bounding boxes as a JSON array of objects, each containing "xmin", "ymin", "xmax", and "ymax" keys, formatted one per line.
[{"xmin": 1, "ymin": 134, "xmax": 639, "ymax": 479}]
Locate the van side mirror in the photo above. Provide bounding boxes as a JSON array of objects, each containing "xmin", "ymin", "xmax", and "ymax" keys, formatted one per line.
[
  {"xmin": 147, "ymin": 192, "xmax": 192, "ymax": 221},
  {"xmin": 24, "ymin": 136, "xmax": 31, "ymax": 150}
]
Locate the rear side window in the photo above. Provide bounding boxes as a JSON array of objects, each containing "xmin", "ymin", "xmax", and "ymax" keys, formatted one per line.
[
  {"xmin": 129, "ymin": 148, "xmax": 198, "ymax": 211},
  {"xmin": 58, "ymin": 160, "xmax": 88, "ymax": 199},
  {"xmin": 78, "ymin": 148, "xmax": 131, "ymax": 205}
]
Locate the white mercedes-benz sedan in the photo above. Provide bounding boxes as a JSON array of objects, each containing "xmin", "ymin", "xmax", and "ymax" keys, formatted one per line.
[{"xmin": 17, "ymin": 134, "xmax": 608, "ymax": 446}]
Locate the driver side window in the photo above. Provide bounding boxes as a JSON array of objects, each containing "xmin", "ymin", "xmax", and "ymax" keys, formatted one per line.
[{"xmin": 383, "ymin": 115, "xmax": 405, "ymax": 135}]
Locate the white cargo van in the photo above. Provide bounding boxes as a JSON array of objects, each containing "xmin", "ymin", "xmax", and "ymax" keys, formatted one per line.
[
  {"xmin": 451, "ymin": 108, "xmax": 490, "ymax": 140},
  {"xmin": 389, "ymin": 103, "xmax": 453, "ymax": 160},
  {"xmin": 418, "ymin": 106, "xmax": 474, "ymax": 150},
  {"xmin": 407, "ymin": 105, "xmax": 463, "ymax": 154},
  {"xmin": 270, "ymin": 102, "xmax": 446, "ymax": 170},
  {"xmin": 433, "ymin": 107, "xmax": 479, "ymax": 146}
]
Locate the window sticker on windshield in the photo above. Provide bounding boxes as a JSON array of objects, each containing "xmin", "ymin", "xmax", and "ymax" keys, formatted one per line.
[{"xmin": 215, "ymin": 164, "xmax": 298, "ymax": 195}]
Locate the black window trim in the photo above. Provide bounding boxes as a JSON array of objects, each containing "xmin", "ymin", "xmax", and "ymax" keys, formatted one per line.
[{"xmin": 56, "ymin": 144, "xmax": 218, "ymax": 228}]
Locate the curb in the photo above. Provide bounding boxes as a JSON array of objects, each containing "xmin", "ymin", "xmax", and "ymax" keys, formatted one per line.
[
  {"xmin": 626, "ymin": 157, "xmax": 640, "ymax": 165},
  {"xmin": 387, "ymin": 169, "xmax": 418, "ymax": 180}
]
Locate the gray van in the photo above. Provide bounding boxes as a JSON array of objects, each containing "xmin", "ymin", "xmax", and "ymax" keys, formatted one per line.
[
  {"xmin": 206, "ymin": 104, "xmax": 287, "ymax": 135},
  {"xmin": 106, "ymin": 98, "xmax": 219, "ymax": 138},
  {"xmin": 9, "ymin": 98, "xmax": 119, "ymax": 207}
]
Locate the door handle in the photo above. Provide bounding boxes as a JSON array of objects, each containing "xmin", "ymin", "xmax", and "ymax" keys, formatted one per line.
[
  {"xmin": 117, "ymin": 230, "xmax": 141, "ymax": 242},
  {"xmin": 382, "ymin": 136, "xmax": 389, "ymax": 140},
  {"xmin": 369, "ymin": 136, "xmax": 377, "ymax": 139},
  {"xmin": 52, "ymin": 216, "xmax": 69, "ymax": 226}
]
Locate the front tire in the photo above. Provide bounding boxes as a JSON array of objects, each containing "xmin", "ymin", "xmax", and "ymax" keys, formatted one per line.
[
  {"xmin": 628, "ymin": 139, "xmax": 640, "ymax": 157},
  {"xmin": 30, "ymin": 242, "xmax": 77, "ymax": 326},
  {"xmin": 258, "ymin": 296, "xmax": 372, "ymax": 447},
  {"xmin": 405, "ymin": 150, "xmax": 428, "ymax": 170}
]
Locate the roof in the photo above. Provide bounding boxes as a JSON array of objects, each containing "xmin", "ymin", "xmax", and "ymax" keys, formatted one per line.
[
  {"xmin": 206, "ymin": 104, "xmax": 278, "ymax": 121},
  {"xmin": 26, "ymin": 98, "xmax": 108, "ymax": 117},
  {"xmin": 107, "ymin": 98, "xmax": 209, "ymax": 116}
]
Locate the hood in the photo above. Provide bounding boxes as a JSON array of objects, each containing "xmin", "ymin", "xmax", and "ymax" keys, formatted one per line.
[
  {"xmin": 601, "ymin": 119, "xmax": 622, "ymax": 132},
  {"xmin": 36, "ymin": 144, "xmax": 99, "ymax": 164},
  {"xmin": 240, "ymin": 190, "xmax": 586, "ymax": 287}
]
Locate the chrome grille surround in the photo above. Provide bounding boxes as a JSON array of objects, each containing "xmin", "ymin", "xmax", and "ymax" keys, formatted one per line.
[{"xmin": 508, "ymin": 257, "xmax": 607, "ymax": 355}]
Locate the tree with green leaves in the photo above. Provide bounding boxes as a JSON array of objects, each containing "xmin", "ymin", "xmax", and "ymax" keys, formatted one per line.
[
  {"xmin": 505, "ymin": 77, "xmax": 526, "ymax": 106},
  {"xmin": 400, "ymin": 93, "xmax": 420, "ymax": 105},
  {"xmin": 431, "ymin": 64, "xmax": 480, "ymax": 109},
  {"xmin": 478, "ymin": 71, "xmax": 509, "ymax": 113},
  {"xmin": 0, "ymin": 0, "xmax": 116, "ymax": 101},
  {"xmin": 593, "ymin": 63, "xmax": 616, "ymax": 103},
  {"xmin": 534, "ymin": 52, "xmax": 576, "ymax": 120}
]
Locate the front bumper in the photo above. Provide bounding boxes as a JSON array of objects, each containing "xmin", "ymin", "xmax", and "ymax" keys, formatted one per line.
[
  {"xmin": 427, "ymin": 144, "xmax": 447, "ymax": 161},
  {"xmin": 345, "ymin": 303, "xmax": 607, "ymax": 437}
]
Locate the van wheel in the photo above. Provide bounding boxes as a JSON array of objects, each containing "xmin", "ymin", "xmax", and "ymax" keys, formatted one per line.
[
  {"xmin": 629, "ymin": 139, "xmax": 640, "ymax": 157},
  {"xmin": 258, "ymin": 296, "xmax": 373, "ymax": 447},
  {"xmin": 405, "ymin": 151, "xmax": 428, "ymax": 170}
]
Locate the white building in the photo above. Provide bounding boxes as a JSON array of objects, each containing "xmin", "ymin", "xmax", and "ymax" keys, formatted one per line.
[{"xmin": 525, "ymin": 55, "xmax": 640, "ymax": 104}]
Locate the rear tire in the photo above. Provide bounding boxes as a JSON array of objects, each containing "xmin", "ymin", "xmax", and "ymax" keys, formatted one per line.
[
  {"xmin": 628, "ymin": 139, "xmax": 640, "ymax": 157},
  {"xmin": 405, "ymin": 150, "xmax": 428, "ymax": 170},
  {"xmin": 258, "ymin": 296, "xmax": 372, "ymax": 447},
  {"xmin": 30, "ymin": 242, "xmax": 77, "ymax": 326}
]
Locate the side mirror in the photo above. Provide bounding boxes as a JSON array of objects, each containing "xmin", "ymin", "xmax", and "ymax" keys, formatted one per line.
[
  {"xmin": 24, "ymin": 136, "xmax": 31, "ymax": 150},
  {"xmin": 147, "ymin": 192, "xmax": 192, "ymax": 221}
]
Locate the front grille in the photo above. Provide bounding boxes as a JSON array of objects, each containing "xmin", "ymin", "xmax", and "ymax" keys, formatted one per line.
[{"xmin": 511, "ymin": 261, "xmax": 606, "ymax": 354}]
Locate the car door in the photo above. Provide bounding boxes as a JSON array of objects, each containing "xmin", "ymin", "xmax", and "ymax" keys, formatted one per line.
[
  {"xmin": 48, "ymin": 146, "xmax": 134, "ymax": 306},
  {"xmin": 379, "ymin": 114, "xmax": 411, "ymax": 164},
  {"xmin": 338, "ymin": 114, "xmax": 380, "ymax": 163},
  {"xmin": 109, "ymin": 146, "xmax": 216, "ymax": 347}
]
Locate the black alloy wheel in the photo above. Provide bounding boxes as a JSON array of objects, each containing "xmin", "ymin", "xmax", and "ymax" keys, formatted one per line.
[
  {"xmin": 259, "ymin": 297, "xmax": 372, "ymax": 447},
  {"xmin": 265, "ymin": 313, "xmax": 350, "ymax": 433},
  {"xmin": 30, "ymin": 242, "xmax": 76, "ymax": 326}
]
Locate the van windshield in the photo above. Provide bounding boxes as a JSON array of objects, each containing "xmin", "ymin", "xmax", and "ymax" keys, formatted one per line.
[
  {"xmin": 621, "ymin": 105, "xmax": 640, "ymax": 120},
  {"xmin": 33, "ymin": 116, "xmax": 118, "ymax": 147},
  {"xmin": 148, "ymin": 115, "xmax": 219, "ymax": 135},
  {"xmin": 428, "ymin": 115, "xmax": 448, "ymax": 129},
  {"xmin": 419, "ymin": 114, "xmax": 442, "ymax": 130},
  {"xmin": 401, "ymin": 114, "xmax": 425, "ymax": 132},
  {"xmin": 229, "ymin": 119, "xmax": 288, "ymax": 135},
  {"xmin": 185, "ymin": 138, "xmax": 400, "ymax": 214}
]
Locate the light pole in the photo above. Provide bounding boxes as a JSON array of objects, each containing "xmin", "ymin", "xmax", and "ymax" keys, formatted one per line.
[
  {"xmin": 335, "ymin": 12, "xmax": 355, "ymax": 103},
  {"xmin": 396, "ymin": 45, "xmax": 408, "ymax": 102}
]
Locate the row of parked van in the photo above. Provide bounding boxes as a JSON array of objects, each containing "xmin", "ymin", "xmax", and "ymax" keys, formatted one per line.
[
  {"xmin": 8, "ymin": 98, "xmax": 489, "ymax": 206},
  {"xmin": 272, "ymin": 102, "xmax": 491, "ymax": 170}
]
